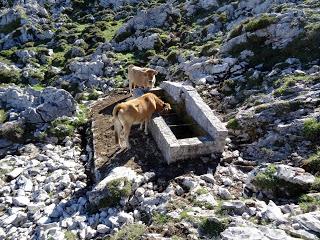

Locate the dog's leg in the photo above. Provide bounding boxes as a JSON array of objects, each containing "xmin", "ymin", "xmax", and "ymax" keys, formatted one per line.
[
  {"xmin": 123, "ymin": 123, "xmax": 132, "ymax": 149},
  {"xmin": 144, "ymin": 120, "xmax": 148, "ymax": 135},
  {"xmin": 139, "ymin": 122, "xmax": 143, "ymax": 131}
]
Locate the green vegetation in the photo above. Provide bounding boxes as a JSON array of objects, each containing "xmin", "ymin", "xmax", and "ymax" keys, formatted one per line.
[
  {"xmin": 49, "ymin": 104, "xmax": 88, "ymax": 140},
  {"xmin": 98, "ymin": 178, "xmax": 132, "ymax": 209},
  {"xmin": 152, "ymin": 212, "xmax": 173, "ymax": 225},
  {"xmin": 50, "ymin": 118, "xmax": 75, "ymax": 140},
  {"xmin": 110, "ymin": 224, "xmax": 146, "ymax": 240},
  {"xmin": 244, "ymin": 15, "xmax": 277, "ymax": 32},
  {"xmin": 299, "ymin": 194, "xmax": 320, "ymax": 213},
  {"xmin": 0, "ymin": 67, "xmax": 21, "ymax": 84},
  {"xmin": 303, "ymin": 118, "xmax": 320, "ymax": 142},
  {"xmin": 229, "ymin": 14, "xmax": 277, "ymax": 39},
  {"xmin": 196, "ymin": 188, "xmax": 209, "ymax": 195},
  {"xmin": 87, "ymin": 89, "xmax": 100, "ymax": 100},
  {"xmin": 0, "ymin": 109, "xmax": 7, "ymax": 124},
  {"xmin": 199, "ymin": 217, "xmax": 228, "ymax": 238},
  {"xmin": 102, "ymin": 21, "xmax": 124, "ymax": 41},
  {"xmin": 64, "ymin": 231, "xmax": 77, "ymax": 240},
  {"xmin": 303, "ymin": 150, "xmax": 320, "ymax": 174},
  {"xmin": 226, "ymin": 118, "xmax": 239, "ymax": 129},
  {"xmin": 311, "ymin": 177, "xmax": 320, "ymax": 191},
  {"xmin": 31, "ymin": 84, "xmax": 45, "ymax": 91},
  {"xmin": 254, "ymin": 164, "xmax": 277, "ymax": 190}
]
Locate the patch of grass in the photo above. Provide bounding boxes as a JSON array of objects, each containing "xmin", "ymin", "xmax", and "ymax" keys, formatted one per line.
[
  {"xmin": 110, "ymin": 224, "xmax": 146, "ymax": 240},
  {"xmin": 87, "ymin": 89, "xmax": 100, "ymax": 100},
  {"xmin": 64, "ymin": 231, "xmax": 77, "ymax": 240},
  {"xmin": 31, "ymin": 84, "xmax": 45, "ymax": 91},
  {"xmin": 254, "ymin": 164, "xmax": 277, "ymax": 190},
  {"xmin": 0, "ymin": 109, "xmax": 7, "ymax": 124},
  {"xmin": 303, "ymin": 150, "xmax": 320, "ymax": 174},
  {"xmin": 199, "ymin": 217, "xmax": 228, "ymax": 238},
  {"xmin": 0, "ymin": 67, "xmax": 21, "ymax": 84},
  {"xmin": 299, "ymin": 194, "xmax": 320, "ymax": 213},
  {"xmin": 102, "ymin": 21, "xmax": 124, "ymax": 41},
  {"xmin": 196, "ymin": 188, "xmax": 208, "ymax": 195},
  {"xmin": 244, "ymin": 14, "xmax": 277, "ymax": 32},
  {"xmin": 98, "ymin": 178, "xmax": 132, "ymax": 209},
  {"xmin": 50, "ymin": 118, "xmax": 75, "ymax": 140},
  {"xmin": 152, "ymin": 212, "xmax": 173, "ymax": 225},
  {"xmin": 303, "ymin": 118, "xmax": 320, "ymax": 142},
  {"xmin": 226, "ymin": 118, "xmax": 239, "ymax": 129},
  {"xmin": 311, "ymin": 177, "xmax": 320, "ymax": 191}
]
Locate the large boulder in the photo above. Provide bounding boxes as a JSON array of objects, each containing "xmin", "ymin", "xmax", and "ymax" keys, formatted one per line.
[
  {"xmin": 88, "ymin": 167, "xmax": 143, "ymax": 208},
  {"xmin": 291, "ymin": 211, "xmax": 320, "ymax": 234},
  {"xmin": 245, "ymin": 164, "xmax": 316, "ymax": 198},
  {"xmin": 0, "ymin": 86, "xmax": 76, "ymax": 124},
  {"xmin": 22, "ymin": 87, "xmax": 76, "ymax": 123},
  {"xmin": 221, "ymin": 226, "xmax": 298, "ymax": 240},
  {"xmin": 114, "ymin": 4, "xmax": 179, "ymax": 42}
]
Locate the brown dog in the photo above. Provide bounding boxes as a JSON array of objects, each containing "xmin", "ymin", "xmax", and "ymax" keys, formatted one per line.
[
  {"xmin": 113, "ymin": 93, "xmax": 171, "ymax": 149},
  {"xmin": 128, "ymin": 65, "xmax": 158, "ymax": 94}
]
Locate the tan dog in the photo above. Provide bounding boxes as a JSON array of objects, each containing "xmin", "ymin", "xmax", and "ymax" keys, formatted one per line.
[
  {"xmin": 113, "ymin": 93, "xmax": 171, "ymax": 149},
  {"xmin": 128, "ymin": 65, "xmax": 158, "ymax": 94}
]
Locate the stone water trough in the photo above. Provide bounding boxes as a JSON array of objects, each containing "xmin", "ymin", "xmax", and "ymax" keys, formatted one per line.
[{"xmin": 134, "ymin": 81, "xmax": 228, "ymax": 164}]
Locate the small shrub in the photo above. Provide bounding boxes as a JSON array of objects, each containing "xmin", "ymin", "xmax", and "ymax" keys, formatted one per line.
[
  {"xmin": 110, "ymin": 224, "xmax": 146, "ymax": 240},
  {"xmin": 311, "ymin": 177, "xmax": 320, "ymax": 191},
  {"xmin": 87, "ymin": 89, "xmax": 100, "ymax": 100},
  {"xmin": 98, "ymin": 178, "xmax": 132, "ymax": 209},
  {"xmin": 64, "ymin": 231, "xmax": 77, "ymax": 240},
  {"xmin": 303, "ymin": 150, "xmax": 320, "ymax": 174},
  {"xmin": 299, "ymin": 194, "xmax": 320, "ymax": 213},
  {"xmin": 50, "ymin": 118, "xmax": 75, "ymax": 140},
  {"xmin": 243, "ymin": 15, "xmax": 277, "ymax": 32},
  {"xmin": 254, "ymin": 164, "xmax": 277, "ymax": 190},
  {"xmin": 0, "ymin": 67, "xmax": 21, "ymax": 84},
  {"xmin": 166, "ymin": 50, "xmax": 179, "ymax": 63},
  {"xmin": 199, "ymin": 217, "xmax": 228, "ymax": 238},
  {"xmin": 152, "ymin": 212, "xmax": 172, "ymax": 225},
  {"xmin": 303, "ymin": 118, "xmax": 320, "ymax": 142},
  {"xmin": 228, "ymin": 24, "xmax": 243, "ymax": 39},
  {"xmin": 226, "ymin": 118, "xmax": 239, "ymax": 129}
]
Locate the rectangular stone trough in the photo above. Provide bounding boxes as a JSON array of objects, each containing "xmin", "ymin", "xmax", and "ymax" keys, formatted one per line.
[{"xmin": 133, "ymin": 81, "xmax": 228, "ymax": 164}]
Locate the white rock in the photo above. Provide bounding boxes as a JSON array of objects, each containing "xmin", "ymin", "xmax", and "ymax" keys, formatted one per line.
[
  {"xmin": 200, "ymin": 174, "xmax": 215, "ymax": 184},
  {"xmin": 96, "ymin": 224, "xmax": 110, "ymax": 234},
  {"xmin": 218, "ymin": 187, "xmax": 232, "ymax": 200},
  {"xmin": 261, "ymin": 201, "xmax": 287, "ymax": 224},
  {"xmin": 12, "ymin": 196, "xmax": 30, "ymax": 207},
  {"xmin": 118, "ymin": 211, "xmax": 134, "ymax": 224},
  {"xmin": 6, "ymin": 168, "xmax": 23, "ymax": 180}
]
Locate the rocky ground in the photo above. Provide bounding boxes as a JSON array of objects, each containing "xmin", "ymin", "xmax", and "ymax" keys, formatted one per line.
[{"xmin": 1, "ymin": 0, "xmax": 320, "ymax": 239}]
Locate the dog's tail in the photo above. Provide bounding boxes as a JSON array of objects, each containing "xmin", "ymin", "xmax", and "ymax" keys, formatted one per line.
[{"xmin": 112, "ymin": 105, "xmax": 122, "ymax": 145}]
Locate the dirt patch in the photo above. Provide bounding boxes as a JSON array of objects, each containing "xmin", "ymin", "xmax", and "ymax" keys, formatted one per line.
[{"xmin": 90, "ymin": 89, "xmax": 220, "ymax": 185}]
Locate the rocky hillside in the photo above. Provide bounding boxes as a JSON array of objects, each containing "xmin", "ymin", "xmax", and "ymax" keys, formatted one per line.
[{"xmin": 0, "ymin": 0, "xmax": 320, "ymax": 239}]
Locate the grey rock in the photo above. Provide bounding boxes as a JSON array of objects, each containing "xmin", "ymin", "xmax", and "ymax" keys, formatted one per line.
[
  {"xmin": 218, "ymin": 187, "xmax": 232, "ymax": 200},
  {"xmin": 200, "ymin": 174, "xmax": 215, "ymax": 184},
  {"xmin": 6, "ymin": 168, "xmax": 23, "ymax": 180},
  {"xmin": 96, "ymin": 224, "xmax": 110, "ymax": 234},
  {"xmin": 12, "ymin": 196, "xmax": 30, "ymax": 207},
  {"xmin": 222, "ymin": 200, "xmax": 247, "ymax": 215},
  {"xmin": 292, "ymin": 211, "xmax": 320, "ymax": 234}
]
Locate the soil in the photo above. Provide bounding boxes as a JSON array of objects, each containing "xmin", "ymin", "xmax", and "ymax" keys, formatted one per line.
[{"xmin": 90, "ymin": 89, "xmax": 220, "ymax": 187}]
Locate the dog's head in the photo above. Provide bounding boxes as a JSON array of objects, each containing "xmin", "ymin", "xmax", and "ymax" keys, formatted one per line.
[{"xmin": 145, "ymin": 69, "xmax": 158, "ymax": 88}]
